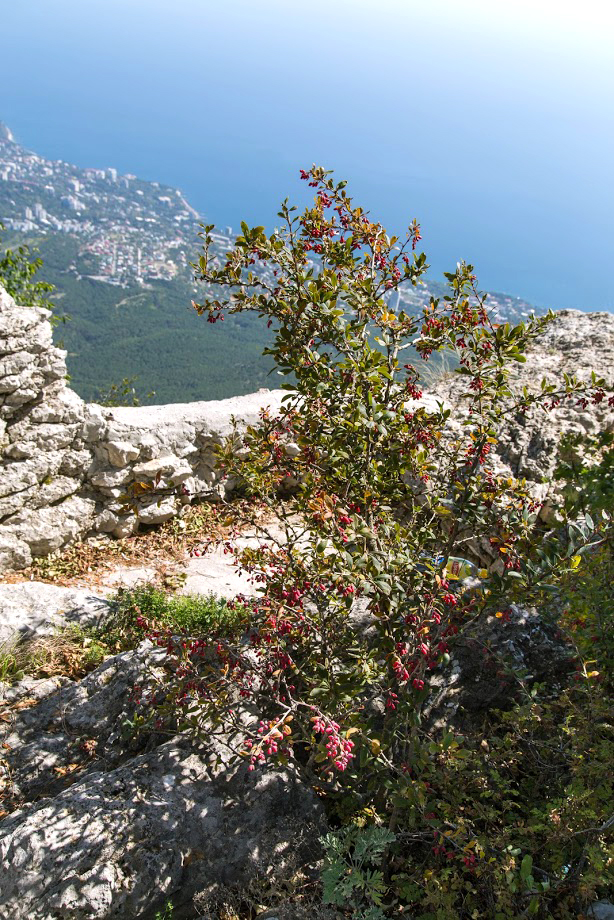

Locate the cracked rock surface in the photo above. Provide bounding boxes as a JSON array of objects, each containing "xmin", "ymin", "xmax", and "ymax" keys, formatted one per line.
[{"xmin": 0, "ymin": 738, "xmax": 324, "ymax": 920}]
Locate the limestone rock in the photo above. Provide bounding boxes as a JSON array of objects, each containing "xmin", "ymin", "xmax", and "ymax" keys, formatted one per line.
[
  {"xmin": 105, "ymin": 440, "xmax": 141, "ymax": 467},
  {"xmin": 28, "ymin": 387, "xmax": 85, "ymax": 426},
  {"xmin": 136, "ymin": 496, "xmax": 179, "ymax": 525},
  {"xmin": 132, "ymin": 454, "xmax": 193, "ymax": 484},
  {"xmin": 94, "ymin": 509, "xmax": 119, "ymax": 533},
  {"xmin": 430, "ymin": 310, "xmax": 614, "ymax": 487},
  {"xmin": 0, "ymin": 739, "xmax": 324, "ymax": 920},
  {"xmin": 589, "ymin": 903, "xmax": 614, "ymax": 920},
  {"xmin": 423, "ymin": 603, "xmax": 574, "ymax": 730},
  {"xmin": 0, "ymin": 645, "xmax": 164, "ymax": 801},
  {"xmin": 89, "ymin": 467, "xmax": 132, "ymax": 489},
  {"xmin": 58, "ymin": 448, "xmax": 93, "ymax": 479},
  {"xmin": 81, "ymin": 404, "xmax": 109, "ymax": 442},
  {"xmin": 112, "ymin": 516, "xmax": 137, "ymax": 539},
  {"xmin": 0, "ymin": 582, "xmax": 110, "ymax": 645},
  {"xmin": 0, "ymin": 530, "xmax": 32, "ymax": 571},
  {"xmin": 0, "ymin": 453, "xmax": 65, "ymax": 499},
  {"xmin": 0, "ymin": 675, "xmax": 70, "ymax": 707},
  {"xmin": 10, "ymin": 496, "xmax": 96, "ymax": 557}
]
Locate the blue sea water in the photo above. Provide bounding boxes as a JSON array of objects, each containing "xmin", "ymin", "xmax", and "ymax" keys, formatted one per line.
[{"xmin": 1, "ymin": 0, "xmax": 612, "ymax": 312}]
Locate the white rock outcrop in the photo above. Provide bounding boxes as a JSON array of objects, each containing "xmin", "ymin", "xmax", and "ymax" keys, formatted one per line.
[
  {"xmin": 0, "ymin": 287, "xmax": 91, "ymax": 570},
  {"xmin": 430, "ymin": 309, "xmax": 614, "ymax": 486},
  {"xmin": 0, "ymin": 736, "xmax": 323, "ymax": 920}
]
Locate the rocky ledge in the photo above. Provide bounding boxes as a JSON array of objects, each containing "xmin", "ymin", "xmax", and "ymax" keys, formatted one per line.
[{"xmin": 1, "ymin": 284, "xmax": 613, "ymax": 573}]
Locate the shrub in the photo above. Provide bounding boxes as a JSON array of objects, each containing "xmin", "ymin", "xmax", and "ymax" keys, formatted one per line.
[
  {"xmin": 131, "ymin": 168, "xmax": 611, "ymax": 917},
  {"xmin": 0, "ymin": 221, "xmax": 54, "ymax": 310},
  {"xmin": 94, "ymin": 375, "xmax": 156, "ymax": 407}
]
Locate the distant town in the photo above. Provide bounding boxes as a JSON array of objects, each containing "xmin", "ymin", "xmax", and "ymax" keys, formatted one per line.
[
  {"xmin": 0, "ymin": 120, "xmax": 540, "ymax": 323},
  {"xmin": 0, "ymin": 121, "xmax": 234, "ymax": 287}
]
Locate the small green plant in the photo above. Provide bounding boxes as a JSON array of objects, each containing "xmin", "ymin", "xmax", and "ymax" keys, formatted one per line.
[
  {"xmin": 154, "ymin": 901, "xmax": 174, "ymax": 920},
  {"xmin": 321, "ymin": 825, "xmax": 396, "ymax": 919},
  {"xmin": 0, "ymin": 643, "xmax": 24, "ymax": 683},
  {"xmin": 102, "ymin": 585, "xmax": 245, "ymax": 652},
  {"xmin": 95, "ymin": 375, "xmax": 156, "ymax": 407},
  {"xmin": 0, "ymin": 221, "xmax": 55, "ymax": 310}
]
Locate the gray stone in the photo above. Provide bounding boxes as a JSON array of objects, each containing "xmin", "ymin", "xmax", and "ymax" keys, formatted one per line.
[
  {"xmin": 132, "ymin": 454, "xmax": 192, "ymax": 483},
  {"xmin": 0, "ymin": 370, "xmax": 30, "ymax": 394},
  {"xmin": 81, "ymin": 405, "xmax": 108, "ymax": 442},
  {"xmin": 0, "ymin": 645, "xmax": 165, "ymax": 801},
  {"xmin": 0, "ymin": 530, "xmax": 32, "ymax": 571},
  {"xmin": 89, "ymin": 468, "xmax": 132, "ymax": 489},
  {"xmin": 35, "ymin": 475, "xmax": 81, "ymax": 507},
  {"xmin": 589, "ymin": 903, "xmax": 614, "ymax": 920},
  {"xmin": 0, "ymin": 582, "xmax": 111, "ymax": 645},
  {"xmin": 95, "ymin": 509, "xmax": 120, "ymax": 533},
  {"xmin": 28, "ymin": 389, "xmax": 84, "ymax": 425},
  {"xmin": 10, "ymin": 496, "xmax": 96, "ymax": 557},
  {"xmin": 0, "ymin": 351, "xmax": 34, "ymax": 378},
  {"xmin": 105, "ymin": 439, "xmax": 141, "ymax": 467},
  {"xmin": 423, "ymin": 603, "xmax": 574, "ymax": 730},
  {"xmin": 112, "ymin": 516, "xmax": 137, "ymax": 539},
  {"xmin": 30, "ymin": 422, "xmax": 78, "ymax": 451},
  {"xmin": 136, "ymin": 496, "xmax": 178, "ymax": 525},
  {"xmin": 0, "ymin": 487, "xmax": 37, "ymax": 519},
  {"xmin": 0, "ymin": 675, "xmax": 69, "ymax": 706},
  {"xmin": 0, "ymin": 738, "xmax": 324, "ymax": 920},
  {"xmin": 3, "ymin": 440, "xmax": 37, "ymax": 460},
  {"xmin": 0, "ymin": 456, "xmax": 51, "ymax": 499},
  {"xmin": 0, "ymin": 476, "xmax": 81, "ymax": 518},
  {"xmin": 59, "ymin": 448, "xmax": 93, "ymax": 478}
]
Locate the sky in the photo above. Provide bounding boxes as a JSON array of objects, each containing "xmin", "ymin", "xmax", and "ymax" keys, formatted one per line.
[{"xmin": 1, "ymin": 0, "xmax": 613, "ymax": 310}]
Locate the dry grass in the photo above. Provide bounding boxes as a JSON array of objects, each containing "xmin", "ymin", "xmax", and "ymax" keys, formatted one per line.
[
  {"xmin": 0, "ymin": 500, "xmax": 260, "ymax": 589},
  {"xmin": 0, "ymin": 629, "xmax": 110, "ymax": 819},
  {"xmin": 417, "ymin": 347, "xmax": 458, "ymax": 392},
  {"xmin": 0, "ymin": 628, "xmax": 108, "ymax": 685}
]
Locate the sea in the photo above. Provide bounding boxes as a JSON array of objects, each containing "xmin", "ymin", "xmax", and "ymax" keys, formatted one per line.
[{"xmin": 1, "ymin": 0, "xmax": 613, "ymax": 313}]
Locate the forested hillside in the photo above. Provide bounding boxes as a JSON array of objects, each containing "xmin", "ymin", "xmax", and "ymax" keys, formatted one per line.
[{"xmin": 35, "ymin": 235, "xmax": 277, "ymax": 403}]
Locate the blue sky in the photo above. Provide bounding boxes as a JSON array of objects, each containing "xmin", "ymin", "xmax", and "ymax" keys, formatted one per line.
[{"xmin": 1, "ymin": 0, "xmax": 613, "ymax": 309}]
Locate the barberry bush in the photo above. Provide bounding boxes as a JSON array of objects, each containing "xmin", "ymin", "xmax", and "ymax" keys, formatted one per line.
[{"xmin": 135, "ymin": 168, "xmax": 612, "ymax": 917}]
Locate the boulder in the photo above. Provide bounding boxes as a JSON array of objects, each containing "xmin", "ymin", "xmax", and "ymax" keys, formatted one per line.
[
  {"xmin": 0, "ymin": 741, "xmax": 324, "ymax": 920},
  {"xmin": 105, "ymin": 440, "xmax": 141, "ymax": 467},
  {"xmin": 0, "ymin": 531, "xmax": 32, "ymax": 571},
  {"xmin": 135, "ymin": 496, "xmax": 179, "ymax": 525},
  {"xmin": 9, "ymin": 496, "xmax": 96, "ymax": 557},
  {"xmin": 589, "ymin": 903, "xmax": 614, "ymax": 920},
  {"xmin": 0, "ymin": 645, "xmax": 163, "ymax": 802},
  {"xmin": 132, "ymin": 454, "xmax": 192, "ymax": 483},
  {"xmin": 0, "ymin": 582, "xmax": 110, "ymax": 646},
  {"xmin": 423, "ymin": 603, "xmax": 574, "ymax": 730}
]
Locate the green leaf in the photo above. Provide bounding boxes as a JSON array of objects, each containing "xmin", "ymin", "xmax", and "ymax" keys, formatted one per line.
[{"xmin": 520, "ymin": 854, "xmax": 533, "ymax": 881}]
